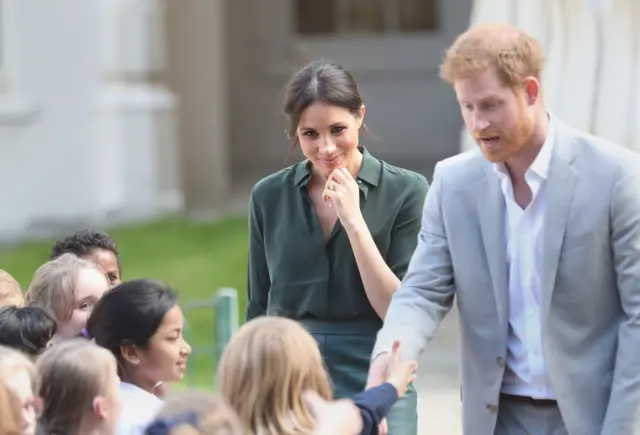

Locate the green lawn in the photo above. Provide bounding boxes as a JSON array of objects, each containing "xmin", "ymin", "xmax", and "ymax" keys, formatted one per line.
[{"xmin": 0, "ymin": 216, "xmax": 250, "ymax": 387}]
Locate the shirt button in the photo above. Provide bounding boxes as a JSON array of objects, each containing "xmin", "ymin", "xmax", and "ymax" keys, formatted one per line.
[
  {"xmin": 496, "ymin": 357, "xmax": 505, "ymax": 367},
  {"xmin": 357, "ymin": 180, "xmax": 362, "ymax": 184}
]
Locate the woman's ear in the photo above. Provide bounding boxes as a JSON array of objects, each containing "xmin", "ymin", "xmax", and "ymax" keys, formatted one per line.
[{"xmin": 357, "ymin": 105, "xmax": 366, "ymax": 128}]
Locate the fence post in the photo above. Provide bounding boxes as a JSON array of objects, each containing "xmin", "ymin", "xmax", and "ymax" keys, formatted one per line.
[{"xmin": 214, "ymin": 287, "xmax": 239, "ymax": 363}]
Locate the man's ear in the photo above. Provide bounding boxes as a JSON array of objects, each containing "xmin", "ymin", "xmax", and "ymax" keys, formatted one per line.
[{"xmin": 523, "ymin": 77, "xmax": 541, "ymax": 106}]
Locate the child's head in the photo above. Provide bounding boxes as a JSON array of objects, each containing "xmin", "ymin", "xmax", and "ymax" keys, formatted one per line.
[
  {"xmin": 37, "ymin": 338, "xmax": 121, "ymax": 435},
  {"xmin": 0, "ymin": 345, "xmax": 41, "ymax": 435},
  {"xmin": 217, "ymin": 317, "xmax": 332, "ymax": 435},
  {"xmin": 0, "ymin": 306, "xmax": 56, "ymax": 356},
  {"xmin": 50, "ymin": 229, "xmax": 122, "ymax": 287},
  {"xmin": 86, "ymin": 279, "xmax": 191, "ymax": 393},
  {"xmin": 26, "ymin": 253, "xmax": 110, "ymax": 341},
  {"xmin": 146, "ymin": 392, "xmax": 244, "ymax": 435},
  {"xmin": 0, "ymin": 269, "xmax": 24, "ymax": 308}
]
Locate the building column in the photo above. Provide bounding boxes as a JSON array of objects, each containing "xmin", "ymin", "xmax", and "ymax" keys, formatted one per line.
[
  {"xmin": 0, "ymin": 0, "xmax": 39, "ymax": 242},
  {"xmin": 92, "ymin": 0, "xmax": 183, "ymax": 223}
]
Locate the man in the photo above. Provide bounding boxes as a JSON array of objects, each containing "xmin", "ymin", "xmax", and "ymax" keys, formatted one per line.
[{"xmin": 368, "ymin": 23, "xmax": 640, "ymax": 435}]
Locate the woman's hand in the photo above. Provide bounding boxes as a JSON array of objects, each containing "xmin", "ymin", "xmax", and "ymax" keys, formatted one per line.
[
  {"xmin": 386, "ymin": 340, "xmax": 418, "ymax": 397},
  {"xmin": 322, "ymin": 168, "xmax": 364, "ymax": 231}
]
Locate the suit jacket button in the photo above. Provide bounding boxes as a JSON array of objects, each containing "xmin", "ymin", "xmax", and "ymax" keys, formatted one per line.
[
  {"xmin": 486, "ymin": 404, "xmax": 499, "ymax": 413},
  {"xmin": 496, "ymin": 357, "xmax": 505, "ymax": 367}
]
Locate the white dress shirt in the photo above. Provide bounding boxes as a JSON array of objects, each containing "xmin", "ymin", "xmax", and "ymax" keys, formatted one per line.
[
  {"xmin": 116, "ymin": 381, "xmax": 164, "ymax": 435},
  {"xmin": 495, "ymin": 120, "xmax": 556, "ymax": 399}
]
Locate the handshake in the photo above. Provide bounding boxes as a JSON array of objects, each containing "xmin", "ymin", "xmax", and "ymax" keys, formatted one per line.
[{"xmin": 305, "ymin": 340, "xmax": 417, "ymax": 435}]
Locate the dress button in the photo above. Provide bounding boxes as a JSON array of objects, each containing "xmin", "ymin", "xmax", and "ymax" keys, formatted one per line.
[
  {"xmin": 496, "ymin": 357, "xmax": 505, "ymax": 367},
  {"xmin": 357, "ymin": 179, "xmax": 362, "ymax": 184},
  {"xmin": 486, "ymin": 404, "xmax": 499, "ymax": 413}
]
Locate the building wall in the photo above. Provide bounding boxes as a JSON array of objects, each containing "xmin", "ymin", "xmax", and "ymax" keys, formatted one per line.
[{"xmin": 0, "ymin": 0, "xmax": 182, "ymax": 243}]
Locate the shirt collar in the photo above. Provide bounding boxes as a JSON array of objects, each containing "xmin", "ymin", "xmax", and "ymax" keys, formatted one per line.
[
  {"xmin": 493, "ymin": 114, "xmax": 556, "ymax": 180},
  {"xmin": 292, "ymin": 146, "xmax": 382, "ymax": 188}
]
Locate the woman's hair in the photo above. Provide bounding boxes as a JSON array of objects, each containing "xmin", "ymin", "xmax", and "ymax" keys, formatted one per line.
[
  {"xmin": 217, "ymin": 317, "xmax": 332, "ymax": 435},
  {"xmin": 26, "ymin": 253, "xmax": 105, "ymax": 321},
  {"xmin": 0, "ymin": 306, "xmax": 57, "ymax": 357},
  {"xmin": 0, "ymin": 377, "xmax": 21, "ymax": 435},
  {"xmin": 50, "ymin": 228, "xmax": 121, "ymax": 273},
  {"xmin": 85, "ymin": 279, "xmax": 177, "ymax": 371},
  {"xmin": 36, "ymin": 338, "xmax": 116, "ymax": 435},
  {"xmin": 283, "ymin": 59, "xmax": 368, "ymax": 147},
  {"xmin": 146, "ymin": 392, "xmax": 244, "ymax": 435},
  {"xmin": 0, "ymin": 344, "xmax": 40, "ymax": 392},
  {"xmin": 0, "ymin": 269, "xmax": 24, "ymax": 308}
]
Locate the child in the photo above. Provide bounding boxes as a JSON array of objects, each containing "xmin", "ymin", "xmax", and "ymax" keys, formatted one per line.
[
  {"xmin": 0, "ymin": 345, "xmax": 40, "ymax": 435},
  {"xmin": 37, "ymin": 339, "xmax": 121, "ymax": 435},
  {"xmin": 86, "ymin": 279, "xmax": 192, "ymax": 435},
  {"xmin": 145, "ymin": 392, "xmax": 244, "ymax": 435},
  {"xmin": 0, "ymin": 306, "xmax": 57, "ymax": 356},
  {"xmin": 26, "ymin": 253, "xmax": 110, "ymax": 342},
  {"xmin": 217, "ymin": 317, "xmax": 416, "ymax": 435},
  {"xmin": 0, "ymin": 269, "xmax": 24, "ymax": 308},
  {"xmin": 50, "ymin": 229, "xmax": 122, "ymax": 287}
]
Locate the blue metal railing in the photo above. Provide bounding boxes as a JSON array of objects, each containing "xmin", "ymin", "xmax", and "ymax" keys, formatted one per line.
[{"xmin": 182, "ymin": 287, "xmax": 239, "ymax": 385}]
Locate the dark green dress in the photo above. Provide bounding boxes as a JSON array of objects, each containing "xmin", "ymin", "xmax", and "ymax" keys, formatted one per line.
[{"xmin": 246, "ymin": 147, "xmax": 428, "ymax": 434}]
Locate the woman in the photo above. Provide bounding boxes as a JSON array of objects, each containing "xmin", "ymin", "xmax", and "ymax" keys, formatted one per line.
[
  {"xmin": 37, "ymin": 339, "xmax": 121, "ymax": 435},
  {"xmin": 246, "ymin": 60, "xmax": 428, "ymax": 434},
  {"xmin": 86, "ymin": 279, "xmax": 191, "ymax": 435}
]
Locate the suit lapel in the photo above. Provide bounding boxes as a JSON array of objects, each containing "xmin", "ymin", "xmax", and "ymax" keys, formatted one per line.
[
  {"xmin": 540, "ymin": 123, "xmax": 578, "ymax": 326},
  {"xmin": 478, "ymin": 169, "xmax": 509, "ymax": 336}
]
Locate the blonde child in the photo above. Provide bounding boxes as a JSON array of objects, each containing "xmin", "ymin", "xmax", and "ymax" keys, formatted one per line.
[
  {"xmin": 0, "ymin": 345, "xmax": 41, "ymax": 435},
  {"xmin": 37, "ymin": 339, "xmax": 121, "ymax": 435},
  {"xmin": 0, "ymin": 269, "xmax": 24, "ymax": 308},
  {"xmin": 26, "ymin": 253, "xmax": 109, "ymax": 341},
  {"xmin": 217, "ymin": 317, "xmax": 416, "ymax": 435},
  {"xmin": 145, "ymin": 391, "xmax": 244, "ymax": 435}
]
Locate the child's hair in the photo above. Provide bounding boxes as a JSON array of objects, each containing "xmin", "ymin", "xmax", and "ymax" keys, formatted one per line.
[
  {"xmin": 36, "ymin": 338, "xmax": 117, "ymax": 435},
  {"xmin": 0, "ymin": 306, "xmax": 56, "ymax": 357},
  {"xmin": 0, "ymin": 344, "xmax": 40, "ymax": 392},
  {"xmin": 85, "ymin": 279, "xmax": 177, "ymax": 373},
  {"xmin": 146, "ymin": 391, "xmax": 244, "ymax": 435},
  {"xmin": 217, "ymin": 317, "xmax": 332, "ymax": 435},
  {"xmin": 0, "ymin": 269, "xmax": 24, "ymax": 308},
  {"xmin": 0, "ymin": 377, "xmax": 21, "ymax": 435},
  {"xmin": 50, "ymin": 228, "xmax": 121, "ymax": 273},
  {"xmin": 26, "ymin": 253, "xmax": 104, "ymax": 322}
]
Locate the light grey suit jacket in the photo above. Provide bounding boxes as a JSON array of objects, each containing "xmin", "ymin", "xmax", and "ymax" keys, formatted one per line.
[{"xmin": 373, "ymin": 119, "xmax": 640, "ymax": 434}]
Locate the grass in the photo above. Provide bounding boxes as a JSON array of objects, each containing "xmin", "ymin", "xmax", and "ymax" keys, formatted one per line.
[{"xmin": 0, "ymin": 216, "xmax": 250, "ymax": 387}]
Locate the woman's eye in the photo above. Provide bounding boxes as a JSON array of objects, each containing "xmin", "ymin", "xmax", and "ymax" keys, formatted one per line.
[
  {"xmin": 303, "ymin": 131, "xmax": 318, "ymax": 138},
  {"xmin": 331, "ymin": 126, "xmax": 346, "ymax": 134}
]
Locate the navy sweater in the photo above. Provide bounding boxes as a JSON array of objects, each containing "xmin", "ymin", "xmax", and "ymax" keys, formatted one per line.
[{"xmin": 352, "ymin": 383, "xmax": 399, "ymax": 435}]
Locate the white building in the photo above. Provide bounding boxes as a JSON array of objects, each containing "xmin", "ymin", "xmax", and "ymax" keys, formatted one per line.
[{"xmin": 0, "ymin": 0, "xmax": 637, "ymax": 243}]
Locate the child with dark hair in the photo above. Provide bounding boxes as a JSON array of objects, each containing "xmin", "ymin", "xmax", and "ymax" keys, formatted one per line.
[
  {"xmin": 87, "ymin": 279, "xmax": 191, "ymax": 435},
  {"xmin": 50, "ymin": 228, "xmax": 122, "ymax": 287},
  {"xmin": 0, "ymin": 306, "xmax": 56, "ymax": 356}
]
